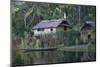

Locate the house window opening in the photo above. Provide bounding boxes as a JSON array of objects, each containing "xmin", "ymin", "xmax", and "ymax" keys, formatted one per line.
[
  {"xmin": 37, "ymin": 28, "xmax": 44, "ymax": 31},
  {"xmin": 51, "ymin": 28, "xmax": 53, "ymax": 31}
]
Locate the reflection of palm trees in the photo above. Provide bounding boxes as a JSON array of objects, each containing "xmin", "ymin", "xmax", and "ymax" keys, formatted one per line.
[{"xmin": 80, "ymin": 52, "xmax": 96, "ymax": 61}]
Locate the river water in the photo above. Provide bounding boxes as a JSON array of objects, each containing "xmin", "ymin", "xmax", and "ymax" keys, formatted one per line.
[{"xmin": 15, "ymin": 50, "xmax": 96, "ymax": 66}]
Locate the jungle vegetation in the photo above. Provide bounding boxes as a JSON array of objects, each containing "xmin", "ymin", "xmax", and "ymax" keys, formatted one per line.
[{"xmin": 12, "ymin": 1, "xmax": 96, "ymax": 47}]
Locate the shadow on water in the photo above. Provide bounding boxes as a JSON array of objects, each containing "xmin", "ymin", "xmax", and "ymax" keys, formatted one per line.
[{"xmin": 14, "ymin": 50, "xmax": 96, "ymax": 66}]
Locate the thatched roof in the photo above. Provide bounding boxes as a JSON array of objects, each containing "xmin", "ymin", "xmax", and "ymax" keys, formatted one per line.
[
  {"xmin": 32, "ymin": 19, "xmax": 71, "ymax": 29},
  {"xmin": 81, "ymin": 21, "xmax": 95, "ymax": 30}
]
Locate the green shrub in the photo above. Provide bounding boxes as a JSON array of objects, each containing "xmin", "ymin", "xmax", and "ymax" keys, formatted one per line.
[{"xmin": 56, "ymin": 30, "xmax": 80, "ymax": 46}]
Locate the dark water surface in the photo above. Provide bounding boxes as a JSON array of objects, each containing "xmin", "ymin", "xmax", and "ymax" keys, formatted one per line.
[{"xmin": 15, "ymin": 50, "xmax": 96, "ymax": 66}]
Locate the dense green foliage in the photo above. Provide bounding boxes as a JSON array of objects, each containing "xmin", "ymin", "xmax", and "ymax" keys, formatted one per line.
[
  {"xmin": 12, "ymin": 1, "xmax": 96, "ymax": 47},
  {"xmin": 12, "ymin": 2, "xmax": 96, "ymax": 36}
]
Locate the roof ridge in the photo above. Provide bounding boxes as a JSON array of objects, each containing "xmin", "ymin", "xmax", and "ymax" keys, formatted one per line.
[{"xmin": 32, "ymin": 19, "xmax": 69, "ymax": 29}]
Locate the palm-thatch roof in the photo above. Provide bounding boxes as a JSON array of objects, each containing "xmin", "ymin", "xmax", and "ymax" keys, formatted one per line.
[{"xmin": 32, "ymin": 19, "xmax": 71, "ymax": 29}]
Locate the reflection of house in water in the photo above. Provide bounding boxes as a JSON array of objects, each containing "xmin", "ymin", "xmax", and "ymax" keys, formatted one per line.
[
  {"xmin": 32, "ymin": 19, "xmax": 71, "ymax": 36},
  {"xmin": 80, "ymin": 21, "xmax": 96, "ymax": 44}
]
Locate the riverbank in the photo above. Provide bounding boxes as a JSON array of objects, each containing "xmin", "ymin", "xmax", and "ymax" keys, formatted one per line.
[{"xmin": 58, "ymin": 44, "xmax": 96, "ymax": 52}]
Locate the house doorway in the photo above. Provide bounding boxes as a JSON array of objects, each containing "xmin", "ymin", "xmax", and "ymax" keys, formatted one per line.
[
  {"xmin": 64, "ymin": 26, "xmax": 67, "ymax": 31},
  {"xmin": 88, "ymin": 34, "xmax": 91, "ymax": 43}
]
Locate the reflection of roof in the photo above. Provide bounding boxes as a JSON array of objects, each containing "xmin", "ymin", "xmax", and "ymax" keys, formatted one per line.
[
  {"xmin": 81, "ymin": 21, "xmax": 95, "ymax": 30},
  {"xmin": 32, "ymin": 19, "xmax": 71, "ymax": 29}
]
